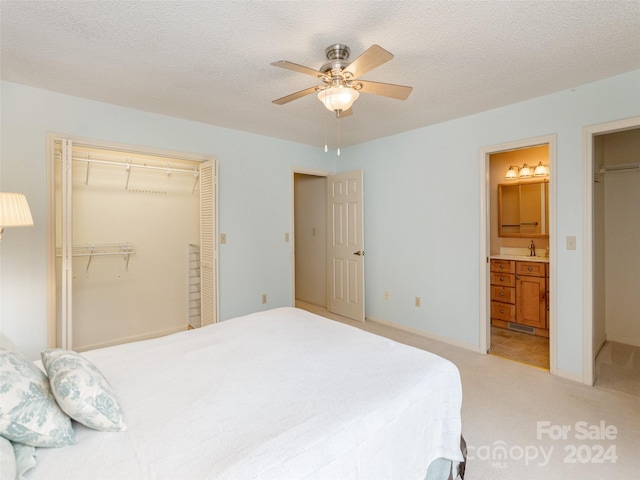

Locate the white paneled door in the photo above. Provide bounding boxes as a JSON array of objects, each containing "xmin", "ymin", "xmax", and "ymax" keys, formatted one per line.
[{"xmin": 327, "ymin": 170, "xmax": 365, "ymax": 322}]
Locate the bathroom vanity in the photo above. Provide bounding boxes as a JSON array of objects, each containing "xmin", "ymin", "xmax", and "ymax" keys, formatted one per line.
[{"xmin": 490, "ymin": 256, "xmax": 549, "ymax": 337}]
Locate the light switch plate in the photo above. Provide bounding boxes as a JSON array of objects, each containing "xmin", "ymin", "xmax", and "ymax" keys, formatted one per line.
[
  {"xmin": 566, "ymin": 235, "xmax": 576, "ymax": 250},
  {"xmin": 220, "ymin": 233, "xmax": 227, "ymax": 244}
]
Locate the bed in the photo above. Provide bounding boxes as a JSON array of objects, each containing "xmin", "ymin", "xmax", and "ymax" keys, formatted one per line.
[{"xmin": 3, "ymin": 307, "xmax": 465, "ymax": 479}]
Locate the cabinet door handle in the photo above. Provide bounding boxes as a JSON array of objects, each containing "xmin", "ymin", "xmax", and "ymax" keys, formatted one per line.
[
  {"xmin": 527, "ymin": 266, "xmax": 533, "ymax": 271},
  {"xmin": 500, "ymin": 309, "xmax": 505, "ymax": 314},
  {"xmin": 516, "ymin": 275, "xmax": 520, "ymax": 280},
  {"xmin": 499, "ymin": 277, "xmax": 504, "ymax": 281},
  {"xmin": 499, "ymin": 291, "xmax": 505, "ymax": 296}
]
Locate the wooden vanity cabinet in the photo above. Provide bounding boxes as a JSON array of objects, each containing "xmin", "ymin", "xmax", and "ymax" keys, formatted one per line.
[
  {"xmin": 490, "ymin": 260, "xmax": 516, "ymax": 323},
  {"xmin": 515, "ymin": 261, "xmax": 546, "ymax": 329},
  {"xmin": 490, "ymin": 258, "xmax": 548, "ymax": 336}
]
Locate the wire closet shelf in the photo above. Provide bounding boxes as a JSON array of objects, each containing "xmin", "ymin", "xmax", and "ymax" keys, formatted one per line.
[{"xmin": 71, "ymin": 151, "xmax": 201, "ymax": 193}]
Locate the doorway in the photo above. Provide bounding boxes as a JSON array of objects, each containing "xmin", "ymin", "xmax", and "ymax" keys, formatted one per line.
[
  {"xmin": 47, "ymin": 134, "xmax": 217, "ymax": 351},
  {"xmin": 584, "ymin": 117, "xmax": 640, "ymax": 389},
  {"xmin": 292, "ymin": 168, "xmax": 365, "ymax": 322},
  {"xmin": 479, "ymin": 134, "xmax": 557, "ymax": 373},
  {"xmin": 293, "ymin": 172, "xmax": 328, "ymax": 309}
]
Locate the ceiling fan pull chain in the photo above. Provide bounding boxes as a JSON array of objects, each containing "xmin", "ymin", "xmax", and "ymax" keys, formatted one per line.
[
  {"xmin": 324, "ymin": 115, "xmax": 328, "ymax": 153},
  {"xmin": 337, "ymin": 117, "xmax": 341, "ymax": 156}
]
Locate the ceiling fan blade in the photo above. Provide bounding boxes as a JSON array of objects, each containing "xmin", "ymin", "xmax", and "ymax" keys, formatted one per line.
[
  {"xmin": 272, "ymin": 86, "xmax": 319, "ymax": 105},
  {"xmin": 271, "ymin": 60, "xmax": 323, "ymax": 78},
  {"xmin": 357, "ymin": 80, "xmax": 413, "ymax": 100},
  {"xmin": 343, "ymin": 45, "xmax": 394, "ymax": 79}
]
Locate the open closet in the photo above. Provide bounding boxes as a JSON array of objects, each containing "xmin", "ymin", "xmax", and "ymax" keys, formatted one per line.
[
  {"xmin": 592, "ymin": 127, "xmax": 640, "ymax": 392},
  {"xmin": 51, "ymin": 138, "xmax": 217, "ymax": 351}
]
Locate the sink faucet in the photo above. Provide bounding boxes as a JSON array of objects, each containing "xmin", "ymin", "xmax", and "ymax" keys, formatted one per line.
[{"xmin": 529, "ymin": 240, "xmax": 536, "ymax": 257}]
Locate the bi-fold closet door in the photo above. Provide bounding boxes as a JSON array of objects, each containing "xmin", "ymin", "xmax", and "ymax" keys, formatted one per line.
[{"xmin": 55, "ymin": 139, "xmax": 217, "ymax": 351}]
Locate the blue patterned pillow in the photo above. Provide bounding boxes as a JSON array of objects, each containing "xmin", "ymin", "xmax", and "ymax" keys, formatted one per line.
[
  {"xmin": 41, "ymin": 350, "xmax": 126, "ymax": 432},
  {"xmin": 0, "ymin": 349, "xmax": 74, "ymax": 447}
]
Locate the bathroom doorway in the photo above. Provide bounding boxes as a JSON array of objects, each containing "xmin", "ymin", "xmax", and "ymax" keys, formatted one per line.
[{"xmin": 479, "ymin": 135, "xmax": 556, "ymax": 372}]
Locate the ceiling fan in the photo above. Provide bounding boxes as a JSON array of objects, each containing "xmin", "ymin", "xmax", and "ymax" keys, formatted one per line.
[{"xmin": 271, "ymin": 44, "xmax": 413, "ymax": 118}]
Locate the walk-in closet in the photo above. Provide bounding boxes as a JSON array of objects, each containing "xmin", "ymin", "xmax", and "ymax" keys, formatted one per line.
[
  {"xmin": 593, "ymin": 127, "xmax": 640, "ymax": 393},
  {"xmin": 52, "ymin": 138, "xmax": 217, "ymax": 351}
]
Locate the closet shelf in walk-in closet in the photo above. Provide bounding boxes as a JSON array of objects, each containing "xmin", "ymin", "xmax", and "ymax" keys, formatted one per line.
[
  {"xmin": 57, "ymin": 242, "xmax": 136, "ymax": 272},
  {"xmin": 73, "ymin": 153, "xmax": 200, "ymax": 192}
]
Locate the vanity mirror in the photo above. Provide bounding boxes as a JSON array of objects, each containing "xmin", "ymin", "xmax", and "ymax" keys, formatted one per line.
[{"xmin": 498, "ymin": 180, "xmax": 549, "ymax": 238}]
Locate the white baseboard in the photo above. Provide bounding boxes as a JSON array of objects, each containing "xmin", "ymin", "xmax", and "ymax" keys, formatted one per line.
[
  {"xmin": 605, "ymin": 335, "xmax": 640, "ymax": 348},
  {"xmin": 75, "ymin": 326, "xmax": 186, "ymax": 352},
  {"xmin": 555, "ymin": 367, "xmax": 585, "ymax": 384},
  {"xmin": 594, "ymin": 335, "xmax": 608, "ymax": 359},
  {"xmin": 366, "ymin": 315, "xmax": 483, "ymax": 354}
]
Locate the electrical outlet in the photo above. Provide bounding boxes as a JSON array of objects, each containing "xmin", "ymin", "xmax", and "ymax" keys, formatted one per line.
[
  {"xmin": 415, "ymin": 296, "xmax": 421, "ymax": 307},
  {"xmin": 261, "ymin": 294, "xmax": 267, "ymax": 304},
  {"xmin": 384, "ymin": 290, "xmax": 389, "ymax": 300},
  {"xmin": 284, "ymin": 232, "xmax": 290, "ymax": 242},
  {"xmin": 220, "ymin": 233, "xmax": 227, "ymax": 244}
]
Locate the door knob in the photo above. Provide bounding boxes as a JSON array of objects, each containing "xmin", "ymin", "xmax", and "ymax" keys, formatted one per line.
[{"xmin": 353, "ymin": 251, "xmax": 364, "ymax": 256}]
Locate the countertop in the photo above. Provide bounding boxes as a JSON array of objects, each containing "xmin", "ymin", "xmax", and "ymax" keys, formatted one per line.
[{"xmin": 490, "ymin": 254, "xmax": 549, "ymax": 263}]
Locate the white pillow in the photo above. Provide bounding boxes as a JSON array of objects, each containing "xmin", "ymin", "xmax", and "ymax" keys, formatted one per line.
[
  {"xmin": 0, "ymin": 349, "xmax": 74, "ymax": 447},
  {"xmin": 0, "ymin": 436, "xmax": 37, "ymax": 480},
  {"xmin": 0, "ymin": 436, "xmax": 16, "ymax": 480},
  {"xmin": 41, "ymin": 349, "xmax": 126, "ymax": 432},
  {"xmin": 13, "ymin": 441, "xmax": 36, "ymax": 479}
]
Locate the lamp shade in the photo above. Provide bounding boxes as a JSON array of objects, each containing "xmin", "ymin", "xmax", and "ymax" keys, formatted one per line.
[
  {"xmin": 0, "ymin": 192, "xmax": 34, "ymax": 230},
  {"xmin": 505, "ymin": 166, "xmax": 518, "ymax": 179},
  {"xmin": 519, "ymin": 164, "xmax": 532, "ymax": 178},
  {"xmin": 534, "ymin": 162, "xmax": 548, "ymax": 176},
  {"xmin": 317, "ymin": 86, "xmax": 359, "ymax": 113}
]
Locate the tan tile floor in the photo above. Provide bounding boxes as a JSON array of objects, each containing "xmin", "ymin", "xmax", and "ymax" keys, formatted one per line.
[{"xmin": 489, "ymin": 326, "xmax": 550, "ymax": 369}]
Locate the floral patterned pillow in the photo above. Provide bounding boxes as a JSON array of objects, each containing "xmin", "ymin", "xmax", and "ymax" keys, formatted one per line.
[
  {"xmin": 0, "ymin": 349, "xmax": 74, "ymax": 447},
  {"xmin": 41, "ymin": 350, "xmax": 126, "ymax": 432}
]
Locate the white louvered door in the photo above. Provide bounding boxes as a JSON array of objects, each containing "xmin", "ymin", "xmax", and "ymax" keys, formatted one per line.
[
  {"xmin": 199, "ymin": 160, "xmax": 217, "ymax": 326},
  {"xmin": 60, "ymin": 139, "xmax": 74, "ymax": 349}
]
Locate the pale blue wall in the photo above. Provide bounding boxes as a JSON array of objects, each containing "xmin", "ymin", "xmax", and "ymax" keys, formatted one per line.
[
  {"xmin": 0, "ymin": 81, "xmax": 329, "ymax": 359},
  {"xmin": 339, "ymin": 70, "xmax": 640, "ymax": 376},
  {"xmin": 2, "ymin": 70, "xmax": 639, "ymax": 376}
]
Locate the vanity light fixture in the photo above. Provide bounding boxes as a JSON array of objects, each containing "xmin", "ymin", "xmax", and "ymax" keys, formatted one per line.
[
  {"xmin": 505, "ymin": 165, "xmax": 519, "ymax": 180},
  {"xmin": 518, "ymin": 164, "xmax": 533, "ymax": 178},
  {"xmin": 0, "ymin": 192, "xmax": 34, "ymax": 240},
  {"xmin": 534, "ymin": 162, "xmax": 548, "ymax": 176}
]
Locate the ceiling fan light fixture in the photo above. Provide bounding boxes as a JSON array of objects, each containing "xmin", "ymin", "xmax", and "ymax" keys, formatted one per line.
[{"xmin": 317, "ymin": 86, "xmax": 359, "ymax": 113}]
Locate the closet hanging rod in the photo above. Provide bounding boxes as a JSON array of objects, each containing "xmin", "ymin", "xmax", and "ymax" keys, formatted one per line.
[
  {"xmin": 72, "ymin": 156, "xmax": 199, "ymax": 175},
  {"xmin": 599, "ymin": 162, "xmax": 639, "ymax": 173}
]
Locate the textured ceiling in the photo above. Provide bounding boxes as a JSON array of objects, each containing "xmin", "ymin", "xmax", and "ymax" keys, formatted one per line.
[{"xmin": 1, "ymin": 1, "xmax": 639, "ymax": 147}]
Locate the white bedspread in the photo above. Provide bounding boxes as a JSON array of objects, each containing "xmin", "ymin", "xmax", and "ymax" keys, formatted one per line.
[{"xmin": 29, "ymin": 307, "xmax": 463, "ymax": 479}]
